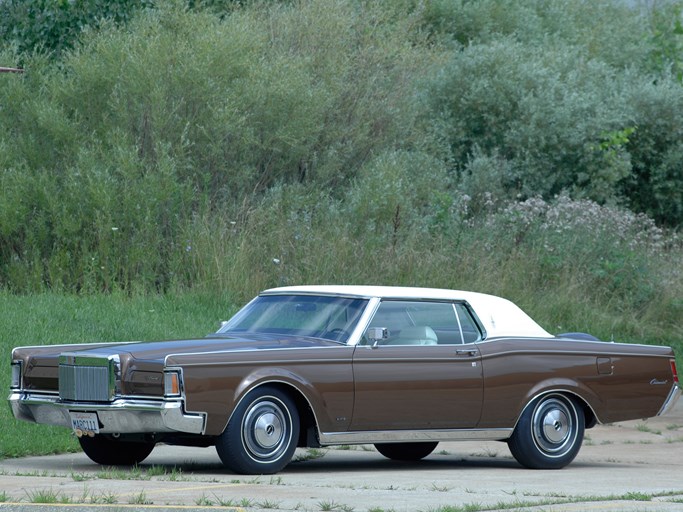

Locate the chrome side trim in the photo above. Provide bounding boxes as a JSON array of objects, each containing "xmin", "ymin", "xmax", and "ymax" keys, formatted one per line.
[
  {"xmin": 164, "ymin": 346, "xmax": 353, "ymax": 366},
  {"xmin": 476, "ymin": 337, "xmax": 676, "ymax": 352},
  {"xmin": 318, "ymin": 428, "xmax": 512, "ymax": 445},
  {"xmin": 8, "ymin": 392, "xmax": 206, "ymax": 435},
  {"xmin": 657, "ymin": 385, "xmax": 681, "ymax": 417}
]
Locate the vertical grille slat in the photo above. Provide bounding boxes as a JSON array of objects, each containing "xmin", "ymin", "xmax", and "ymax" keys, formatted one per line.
[
  {"xmin": 58, "ymin": 354, "xmax": 119, "ymax": 402},
  {"xmin": 59, "ymin": 365, "xmax": 110, "ymax": 401}
]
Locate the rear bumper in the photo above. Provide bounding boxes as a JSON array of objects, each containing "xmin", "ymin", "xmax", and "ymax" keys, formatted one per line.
[
  {"xmin": 8, "ymin": 391, "xmax": 206, "ymax": 435},
  {"xmin": 657, "ymin": 385, "xmax": 681, "ymax": 417}
]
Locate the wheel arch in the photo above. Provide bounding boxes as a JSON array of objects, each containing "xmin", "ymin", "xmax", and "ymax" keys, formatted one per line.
[
  {"xmin": 514, "ymin": 388, "xmax": 598, "ymax": 431},
  {"xmin": 224, "ymin": 378, "xmax": 320, "ymax": 447}
]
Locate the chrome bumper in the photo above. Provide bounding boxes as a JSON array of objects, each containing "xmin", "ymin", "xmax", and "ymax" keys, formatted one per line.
[
  {"xmin": 657, "ymin": 385, "xmax": 682, "ymax": 417},
  {"xmin": 8, "ymin": 391, "xmax": 206, "ymax": 435}
]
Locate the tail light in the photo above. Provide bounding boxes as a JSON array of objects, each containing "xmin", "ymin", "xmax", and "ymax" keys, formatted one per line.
[{"xmin": 671, "ymin": 360, "xmax": 679, "ymax": 384}]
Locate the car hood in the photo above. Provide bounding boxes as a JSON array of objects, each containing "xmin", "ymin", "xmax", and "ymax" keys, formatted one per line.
[{"xmin": 66, "ymin": 333, "xmax": 343, "ymax": 363}]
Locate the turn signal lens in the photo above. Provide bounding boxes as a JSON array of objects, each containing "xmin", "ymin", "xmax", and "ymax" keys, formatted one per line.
[
  {"xmin": 164, "ymin": 371, "xmax": 181, "ymax": 397},
  {"xmin": 10, "ymin": 361, "xmax": 22, "ymax": 389},
  {"xmin": 671, "ymin": 360, "xmax": 679, "ymax": 384}
]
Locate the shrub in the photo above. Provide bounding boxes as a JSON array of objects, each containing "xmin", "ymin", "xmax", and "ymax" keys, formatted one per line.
[
  {"xmin": 423, "ymin": 0, "xmax": 683, "ymax": 226},
  {"xmin": 0, "ymin": 0, "xmax": 441, "ymax": 291},
  {"xmin": 623, "ymin": 79, "xmax": 683, "ymax": 226},
  {"xmin": 429, "ymin": 39, "xmax": 639, "ymax": 200},
  {"xmin": 0, "ymin": 0, "xmax": 152, "ymax": 58},
  {"xmin": 480, "ymin": 195, "xmax": 671, "ymax": 298},
  {"xmin": 422, "ymin": 0, "xmax": 654, "ymax": 67}
]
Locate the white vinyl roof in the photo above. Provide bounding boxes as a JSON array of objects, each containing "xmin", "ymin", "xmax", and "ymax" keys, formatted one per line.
[{"xmin": 262, "ymin": 285, "xmax": 553, "ymax": 339}]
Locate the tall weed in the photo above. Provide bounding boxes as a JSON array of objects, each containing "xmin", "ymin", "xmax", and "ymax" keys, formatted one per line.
[{"xmin": 181, "ymin": 183, "xmax": 682, "ymax": 348}]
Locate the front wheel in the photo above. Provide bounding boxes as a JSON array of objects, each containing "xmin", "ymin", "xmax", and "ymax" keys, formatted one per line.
[
  {"xmin": 216, "ymin": 386, "xmax": 300, "ymax": 474},
  {"xmin": 79, "ymin": 435, "xmax": 155, "ymax": 466},
  {"xmin": 508, "ymin": 393, "xmax": 584, "ymax": 469},
  {"xmin": 375, "ymin": 442, "xmax": 438, "ymax": 461}
]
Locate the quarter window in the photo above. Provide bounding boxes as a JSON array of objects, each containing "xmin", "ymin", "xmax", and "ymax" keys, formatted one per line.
[{"xmin": 454, "ymin": 303, "xmax": 482, "ymax": 344}]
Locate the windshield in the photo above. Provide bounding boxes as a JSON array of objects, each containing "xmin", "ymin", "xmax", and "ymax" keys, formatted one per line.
[{"xmin": 218, "ymin": 294, "xmax": 369, "ymax": 343}]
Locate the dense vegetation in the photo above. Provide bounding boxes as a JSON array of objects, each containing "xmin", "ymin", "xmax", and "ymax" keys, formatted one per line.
[
  {"xmin": 1, "ymin": 0, "xmax": 682, "ymax": 458},
  {"xmin": 0, "ymin": 0, "xmax": 681, "ymax": 341}
]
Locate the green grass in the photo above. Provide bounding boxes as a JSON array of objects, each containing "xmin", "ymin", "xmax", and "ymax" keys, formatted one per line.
[
  {"xmin": 25, "ymin": 488, "xmax": 70, "ymax": 504},
  {"xmin": 128, "ymin": 490, "xmax": 152, "ymax": 505},
  {"xmin": 293, "ymin": 448, "xmax": 327, "ymax": 463},
  {"xmin": 0, "ymin": 291, "xmax": 236, "ymax": 459}
]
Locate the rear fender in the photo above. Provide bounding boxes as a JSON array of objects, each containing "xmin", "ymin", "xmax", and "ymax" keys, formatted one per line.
[{"xmin": 517, "ymin": 379, "xmax": 603, "ymax": 428}]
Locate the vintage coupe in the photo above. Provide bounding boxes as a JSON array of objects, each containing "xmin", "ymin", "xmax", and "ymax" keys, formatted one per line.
[{"xmin": 9, "ymin": 286, "xmax": 680, "ymax": 473}]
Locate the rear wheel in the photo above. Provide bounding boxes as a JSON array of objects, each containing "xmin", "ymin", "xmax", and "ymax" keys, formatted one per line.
[
  {"xmin": 79, "ymin": 435, "xmax": 155, "ymax": 466},
  {"xmin": 216, "ymin": 386, "xmax": 300, "ymax": 474},
  {"xmin": 508, "ymin": 393, "xmax": 584, "ymax": 469},
  {"xmin": 375, "ymin": 442, "xmax": 438, "ymax": 461}
]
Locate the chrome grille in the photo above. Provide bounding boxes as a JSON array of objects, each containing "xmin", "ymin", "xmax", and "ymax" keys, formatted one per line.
[{"xmin": 59, "ymin": 354, "xmax": 118, "ymax": 402}]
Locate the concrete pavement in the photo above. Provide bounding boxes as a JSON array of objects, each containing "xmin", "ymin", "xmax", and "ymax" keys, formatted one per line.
[{"xmin": 1, "ymin": 399, "xmax": 682, "ymax": 512}]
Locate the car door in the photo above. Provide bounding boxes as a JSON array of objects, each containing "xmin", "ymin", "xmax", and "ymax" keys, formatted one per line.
[{"xmin": 350, "ymin": 300, "xmax": 483, "ymax": 430}]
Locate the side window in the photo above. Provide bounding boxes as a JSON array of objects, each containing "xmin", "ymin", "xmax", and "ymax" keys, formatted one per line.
[
  {"xmin": 455, "ymin": 303, "xmax": 482, "ymax": 344},
  {"xmin": 365, "ymin": 301, "xmax": 465, "ymax": 345}
]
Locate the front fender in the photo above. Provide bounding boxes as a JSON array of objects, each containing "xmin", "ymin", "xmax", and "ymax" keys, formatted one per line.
[{"xmin": 221, "ymin": 367, "xmax": 340, "ymax": 436}]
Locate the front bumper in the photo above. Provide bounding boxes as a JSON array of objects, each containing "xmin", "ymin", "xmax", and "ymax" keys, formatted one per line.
[{"xmin": 8, "ymin": 391, "xmax": 206, "ymax": 435}]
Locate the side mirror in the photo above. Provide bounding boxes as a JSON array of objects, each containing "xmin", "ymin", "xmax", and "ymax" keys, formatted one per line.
[{"xmin": 366, "ymin": 327, "xmax": 389, "ymax": 348}]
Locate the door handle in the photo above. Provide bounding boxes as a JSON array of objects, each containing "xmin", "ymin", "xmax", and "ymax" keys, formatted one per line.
[{"xmin": 455, "ymin": 349, "xmax": 478, "ymax": 356}]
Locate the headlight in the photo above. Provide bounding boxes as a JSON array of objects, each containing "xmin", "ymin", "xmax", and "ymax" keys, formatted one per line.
[
  {"xmin": 164, "ymin": 370, "xmax": 182, "ymax": 397},
  {"xmin": 11, "ymin": 361, "xmax": 22, "ymax": 389}
]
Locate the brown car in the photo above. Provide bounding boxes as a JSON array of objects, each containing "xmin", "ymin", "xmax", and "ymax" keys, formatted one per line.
[{"xmin": 8, "ymin": 285, "xmax": 681, "ymax": 474}]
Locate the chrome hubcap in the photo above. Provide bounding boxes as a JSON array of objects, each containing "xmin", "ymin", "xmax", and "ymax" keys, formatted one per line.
[
  {"xmin": 542, "ymin": 409, "xmax": 569, "ymax": 443},
  {"xmin": 242, "ymin": 398, "xmax": 291, "ymax": 463},
  {"xmin": 532, "ymin": 396, "xmax": 576, "ymax": 456},
  {"xmin": 253, "ymin": 411, "xmax": 282, "ymax": 449}
]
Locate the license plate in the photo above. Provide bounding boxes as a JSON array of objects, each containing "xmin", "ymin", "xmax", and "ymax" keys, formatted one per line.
[{"xmin": 69, "ymin": 412, "xmax": 99, "ymax": 434}]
